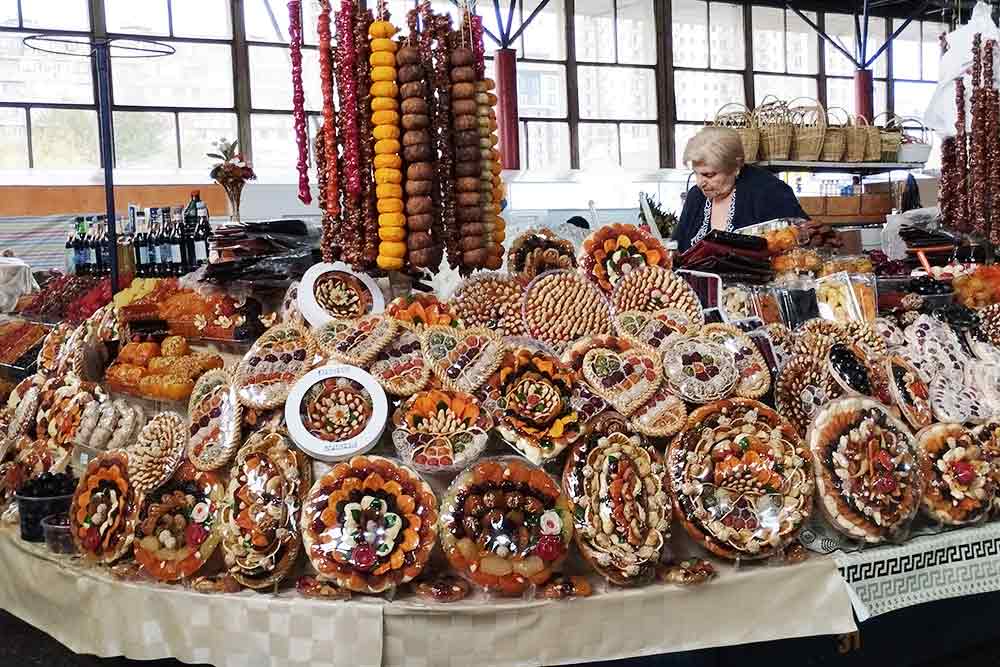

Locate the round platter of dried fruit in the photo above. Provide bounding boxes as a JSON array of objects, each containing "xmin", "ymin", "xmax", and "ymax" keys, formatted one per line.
[
  {"xmin": 298, "ymin": 262, "xmax": 384, "ymax": 328},
  {"xmin": 285, "ymin": 365, "xmax": 388, "ymax": 462}
]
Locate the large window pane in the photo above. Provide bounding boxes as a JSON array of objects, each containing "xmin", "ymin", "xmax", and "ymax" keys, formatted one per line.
[
  {"xmin": 579, "ymin": 66, "xmax": 655, "ymax": 120},
  {"xmin": 752, "ymin": 6, "xmax": 784, "ymax": 73},
  {"xmin": 252, "ymin": 114, "xmax": 297, "ymax": 169},
  {"xmin": 113, "ymin": 42, "xmax": 234, "ymax": 107},
  {"xmin": 753, "ymin": 75, "xmax": 817, "ymax": 106},
  {"xmin": 785, "ymin": 10, "xmax": 817, "ymax": 74},
  {"xmin": 113, "ymin": 111, "xmax": 176, "ymax": 169},
  {"xmin": 674, "ymin": 123, "xmax": 702, "ymax": 168},
  {"xmin": 31, "ymin": 108, "xmax": 100, "ymax": 169},
  {"xmin": 0, "ymin": 33, "xmax": 94, "ymax": 104},
  {"xmin": 523, "ymin": 0, "xmax": 566, "ymax": 60},
  {"xmin": 580, "ymin": 123, "xmax": 619, "ymax": 166},
  {"xmin": 172, "ymin": 0, "xmax": 232, "ymax": 39},
  {"xmin": 525, "ymin": 121, "xmax": 570, "ymax": 170},
  {"xmin": 0, "ymin": 0, "xmax": 17, "ymax": 27},
  {"xmin": 517, "ymin": 62, "xmax": 567, "ymax": 118},
  {"xmin": 824, "ymin": 14, "xmax": 856, "ymax": 77},
  {"xmin": 245, "ymin": 0, "xmax": 291, "ymax": 43},
  {"xmin": 0, "ymin": 108, "xmax": 28, "ymax": 168},
  {"xmin": 621, "ymin": 123, "xmax": 658, "ymax": 168},
  {"xmin": 105, "ymin": 0, "xmax": 169, "ymax": 35},
  {"xmin": 672, "ymin": 0, "xmax": 707, "ymax": 69},
  {"xmin": 179, "ymin": 112, "xmax": 239, "ymax": 169},
  {"xmin": 709, "ymin": 2, "xmax": 744, "ymax": 70},
  {"xmin": 576, "ymin": 0, "xmax": 615, "ymax": 63},
  {"xmin": 894, "ymin": 81, "xmax": 935, "ymax": 123},
  {"xmin": 892, "ymin": 20, "xmax": 921, "ymax": 80},
  {"xmin": 922, "ymin": 22, "xmax": 948, "ymax": 81},
  {"xmin": 826, "ymin": 77, "xmax": 887, "ymax": 119},
  {"xmin": 22, "ymin": 0, "xmax": 89, "ymax": 30},
  {"xmin": 618, "ymin": 0, "xmax": 655, "ymax": 65},
  {"xmin": 250, "ymin": 46, "xmax": 319, "ymax": 111},
  {"xmin": 674, "ymin": 70, "xmax": 743, "ymax": 122},
  {"xmin": 859, "ymin": 17, "xmax": 887, "ymax": 78}
]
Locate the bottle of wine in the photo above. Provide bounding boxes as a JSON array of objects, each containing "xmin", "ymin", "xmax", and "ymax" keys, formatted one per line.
[
  {"xmin": 134, "ymin": 211, "xmax": 148, "ymax": 278},
  {"xmin": 64, "ymin": 221, "xmax": 77, "ymax": 275},
  {"xmin": 91, "ymin": 218, "xmax": 105, "ymax": 276},
  {"xmin": 169, "ymin": 208, "xmax": 185, "ymax": 275},
  {"xmin": 193, "ymin": 201, "xmax": 212, "ymax": 267},
  {"xmin": 183, "ymin": 191, "xmax": 200, "ymax": 270},
  {"xmin": 117, "ymin": 215, "xmax": 135, "ymax": 283},
  {"xmin": 73, "ymin": 217, "xmax": 87, "ymax": 275},
  {"xmin": 157, "ymin": 207, "xmax": 173, "ymax": 277}
]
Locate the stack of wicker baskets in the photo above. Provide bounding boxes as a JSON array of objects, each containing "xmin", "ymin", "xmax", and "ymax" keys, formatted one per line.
[{"xmin": 713, "ymin": 103, "xmax": 760, "ymax": 162}]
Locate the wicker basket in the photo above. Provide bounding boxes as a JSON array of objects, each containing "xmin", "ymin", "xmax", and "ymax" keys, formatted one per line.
[
  {"xmin": 755, "ymin": 95, "xmax": 792, "ymax": 161},
  {"xmin": 788, "ymin": 97, "xmax": 827, "ymax": 161},
  {"xmin": 713, "ymin": 103, "xmax": 759, "ymax": 162},
  {"xmin": 844, "ymin": 115, "xmax": 868, "ymax": 162},
  {"xmin": 820, "ymin": 106, "xmax": 849, "ymax": 162},
  {"xmin": 859, "ymin": 115, "xmax": 881, "ymax": 162},
  {"xmin": 895, "ymin": 116, "xmax": 933, "ymax": 164},
  {"xmin": 876, "ymin": 112, "xmax": 903, "ymax": 162}
]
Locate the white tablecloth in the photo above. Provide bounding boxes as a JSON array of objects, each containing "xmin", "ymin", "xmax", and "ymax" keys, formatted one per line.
[{"xmin": 0, "ymin": 528, "xmax": 856, "ymax": 667}]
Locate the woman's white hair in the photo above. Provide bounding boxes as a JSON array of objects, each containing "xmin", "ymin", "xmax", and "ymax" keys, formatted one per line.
[{"xmin": 683, "ymin": 126, "xmax": 745, "ymax": 173}]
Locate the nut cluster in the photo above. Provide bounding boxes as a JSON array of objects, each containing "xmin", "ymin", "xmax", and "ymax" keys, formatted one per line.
[
  {"xmin": 523, "ymin": 271, "xmax": 612, "ymax": 350},
  {"xmin": 451, "ymin": 273, "xmax": 527, "ymax": 337},
  {"xmin": 306, "ymin": 382, "xmax": 372, "ymax": 441}
]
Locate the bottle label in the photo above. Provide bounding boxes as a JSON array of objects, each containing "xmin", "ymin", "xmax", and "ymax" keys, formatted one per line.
[
  {"xmin": 138, "ymin": 246, "xmax": 149, "ymax": 266},
  {"xmin": 195, "ymin": 243, "xmax": 208, "ymax": 262},
  {"xmin": 172, "ymin": 244, "xmax": 182, "ymax": 264}
]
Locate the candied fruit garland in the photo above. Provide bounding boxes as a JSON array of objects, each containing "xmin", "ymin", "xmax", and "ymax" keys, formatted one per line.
[
  {"xmin": 440, "ymin": 459, "xmax": 573, "ymax": 595},
  {"xmin": 301, "ymin": 456, "xmax": 438, "ymax": 593}
]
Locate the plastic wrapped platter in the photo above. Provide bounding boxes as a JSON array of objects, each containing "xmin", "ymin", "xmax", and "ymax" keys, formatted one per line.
[
  {"xmin": 315, "ymin": 314, "xmax": 397, "ymax": 367},
  {"xmin": 506, "ymin": 228, "xmax": 577, "ymax": 279},
  {"xmin": 563, "ymin": 431, "xmax": 670, "ymax": 585},
  {"xmin": 482, "ymin": 347, "xmax": 583, "ymax": 463},
  {"xmin": 450, "ymin": 272, "xmax": 527, "ymax": 338},
  {"xmin": 421, "ymin": 325, "xmax": 505, "ymax": 394},
  {"xmin": 808, "ymin": 397, "xmax": 922, "ymax": 543},
  {"xmin": 222, "ymin": 429, "xmax": 310, "ymax": 589},
  {"xmin": 439, "ymin": 458, "xmax": 573, "ymax": 596},
  {"xmin": 301, "ymin": 455, "xmax": 438, "ymax": 594},
  {"xmin": 629, "ymin": 386, "xmax": 687, "ymax": 438},
  {"xmin": 562, "ymin": 335, "xmax": 661, "ymax": 417},
  {"xmin": 872, "ymin": 317, "xmax": 906, "ymax": 349},
  {"xmin": 70, "ymin": 450, "xmax": 142, "ymax": 563},
  {"xmin": 929, "ymin": 376, "xmax": 990, "ymax": 424},
  {"xmin": 368, "ymin": 329, "xmax": 431, "ymax": 397},
  {"xmin": 915, "ymin": 423, "xmax": 994, "ymax": 526},
  {"xmin": 392, "ymin": 390, "xmax": 492, "ymax": 473},
  {"xmin": 285, "ymin": 365, "xmax": 387, "ymax": 462},
  {"xmin": 385, "ymin": 293, "xmax": 461, "ymax": 330},
  {"xmin": 298, "ymin": 261, "xmax": 384, "ymax": 328},
  {"xmin": 522, "ymin": 270, "xmax": 612, "ymax": 353},
  {"xmin": 775, "ymin": 353, "xmax": 842, "ymax": 436},
  {"xmin": 578, "ymin": 223, "xmax": 669, "ymax": 294},
  {"xmin": 613, "ymin": 309, "xmax": 693, "ymax": 352},
  {"xmin": 235, "ymin": 322, "xmax": 319, "ymax": 409},
  {"xmin": 970, "ymin": 420, "xmax": 1000, "ymax": 515},
  {"xmin": 699, "ymin": 324, "xmax": 770, "ymax": 399},
  {"xmin": 187, "ymin": 370, "xmax": 243, "ymax": 471},
  {"xmin": 610, "ymin": 266, "xmax": 703, "ymax": 325},
  {"xmin": 133, "ymin": 462, "xmax": 225, "ymax": 581},
  {"xmin": 127, "ymin": 411, "xmax": 187, "ymax": 494},
  {"xmin": 884, "ymin": 356, "xmax": 932, "ymax": 430},
  {"xmin": 660, "ymin": 337, "xmax": 737, "ymax": 404},
  {"xmin": 668, "ymin": 399, "xmax": 813, "ymax": 560}
]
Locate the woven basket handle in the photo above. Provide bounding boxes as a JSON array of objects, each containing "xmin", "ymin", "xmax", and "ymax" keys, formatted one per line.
[
  {"xmin": 872, "ymin": 111, "xmax": 898, "ymax": 129},
  {"xmin": 715, "ymin": 102, "xmax": 751, "ymax": 120},
  {"xmin": 895, "ymin": 116, "xmax": 930, "ymax": 143},
  {"xmin": 826, "ymin": 106, "xmax": 851, "ymax": 127},
  {"xmin": 854, "ymin": 114, "xmax": 871, "ymax": 127}
]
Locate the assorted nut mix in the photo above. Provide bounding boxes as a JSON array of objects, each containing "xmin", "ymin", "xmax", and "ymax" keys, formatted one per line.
[
  {"xmin": 313, "ymin": 271, "xmax": 372, "ymax": 318},
  {"xmin": 450, "ymin": 272, "xmax": 527, "ymax": 337},
  {"xmin": 610, "ymin": 266, "xmax": 703, "ymax": 327},
  {"xmin": 302, "ymin": 377, "xmax": 374, "ymax": 442},
  {"xmin": 127, "ymin": 412, "xmax": 187, "ymax": 494},
  {"xmin": 523, "ymin": 270, "xmax": 612, "ymax": 352}
]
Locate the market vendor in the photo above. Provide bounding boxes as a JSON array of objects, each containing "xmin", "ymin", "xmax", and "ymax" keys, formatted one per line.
[{"xmin": 673, "ymin": 127, "xmax": 808, "ymax": 252}]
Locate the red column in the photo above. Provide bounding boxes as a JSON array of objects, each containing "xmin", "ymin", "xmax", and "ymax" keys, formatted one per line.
[
  {"xmin": 494, "ymin": 48, "xmax": 520, "ymax": 170},
  {"xmin": 855, "ymin": 69, "xmax": 874, "ymax": 122}
]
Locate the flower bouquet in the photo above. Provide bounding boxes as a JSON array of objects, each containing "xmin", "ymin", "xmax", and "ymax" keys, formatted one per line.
[{"xmin": 208, "ymin": 138, "xmax": 256, "ymax": 222}]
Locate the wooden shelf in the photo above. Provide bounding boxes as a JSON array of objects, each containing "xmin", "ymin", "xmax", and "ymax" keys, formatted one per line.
[{"xmin": 753, "ymin": 160, "xmax": 926, "ymax": 175}]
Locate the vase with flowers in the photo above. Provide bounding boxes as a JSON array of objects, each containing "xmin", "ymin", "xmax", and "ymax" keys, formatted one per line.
[{"xmin": 208, "ymin": 138, "xmax": 256, "ymax": 223}]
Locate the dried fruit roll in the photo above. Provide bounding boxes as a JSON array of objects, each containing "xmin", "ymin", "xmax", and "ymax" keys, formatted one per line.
[
  {"xmin": 451, "ymin": 45, "xmax": 484, "ymax": 270},
  {"xmin": 288, "ymin": 0, "xmax": 311, "ymax": 205},
  {"xmin": 336, "ymin": 0, "xmax": 360, "ymax": 199},
  {"xmin": 369, "ymin": 17, "xmax": 405, "ymax": 271}
]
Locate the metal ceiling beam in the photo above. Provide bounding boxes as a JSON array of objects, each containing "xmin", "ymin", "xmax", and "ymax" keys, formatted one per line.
[{"xmin": 785, "ymin": 2, "xmax": 862, "ymax": 69}]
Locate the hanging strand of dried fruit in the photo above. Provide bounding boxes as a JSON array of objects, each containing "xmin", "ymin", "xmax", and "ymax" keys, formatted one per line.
[
  {"xmin": 334, "ymin": 0, "xmax": 359, "ymax": 263},
  {"xmin": 400, "ymin": 7, "xmax": 442, "ymax": 271},
  {"xmin": 432, "ymin": 13, "xmax": 460, "ymax": 269},
  {"xmin": 357, "ymin": 8, "xmax": 379, "ymax": 267},
  {"xmin": 316, "ymin": 131, "xmax": 339, "ymax": 261},
  {"xmin": 938, "ymin": 32, "xmax": 956, "ymax": 232},
  {"xmin": 288, "ymin": 0, "xmax": 312, "ymax": 205},
  {"xmin": 986, "ymin": 40, "xmax": 1000, "ymax": 245},
  {"xmin": 971, "ymin": 34, "xmax": 987, "ymax": 238},
  {"xmin": 467, "ymin": 11, "xmax": 502, "ymax": 270},
  {"xmin": 451, "ymin": 24, "xmax": 485, "ymax": 273},
  {"xmin": 318, "ymin": 0, "xmax": 339, "ymax": 218},
  {"xmin": 414, "ymin": 2, "xmax": 445, "ymax": 273},
  {"xmin": 955, "ymin": 74, "xmax": 969, "ymax": 233},
  {"xmin": 370, "ymin": 11, "xmax": 406, "ymax": 272}
]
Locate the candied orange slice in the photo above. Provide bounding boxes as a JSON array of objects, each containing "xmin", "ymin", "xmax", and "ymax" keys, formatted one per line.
[
  {"xmin": 400, "ymin": 527, "xmax": 419, "ymax": 551},
  {"xmin": 396, "ymin": 494, "xmax": 415, "ymax": 514}
]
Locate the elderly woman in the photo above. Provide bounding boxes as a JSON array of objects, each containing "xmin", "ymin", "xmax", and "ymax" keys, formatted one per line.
[{"xmin": 672, "ymin": 127, "xmax": 807, "ymax": 252}]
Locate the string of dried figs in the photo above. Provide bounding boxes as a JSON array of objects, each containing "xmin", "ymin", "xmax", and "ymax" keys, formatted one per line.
[
  {"xmin": 451, "ymin": 42, "xmax": 486, "ymax": 271},
  {"xmin": 399, "ymin": 23, "xmax": 442, "ymax": 270},
  {"xmin": 370, "ymin": 16, "xmax": 406, "ymax": 271},
  {"xmin": 476, "ymin": 78, "xmax": 503, "ymax": 269}
]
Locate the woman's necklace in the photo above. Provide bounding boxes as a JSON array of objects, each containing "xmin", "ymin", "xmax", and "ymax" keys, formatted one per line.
[{"xmin": 692, "ymin": 187, "xmax": 736, "ymax": 246}]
